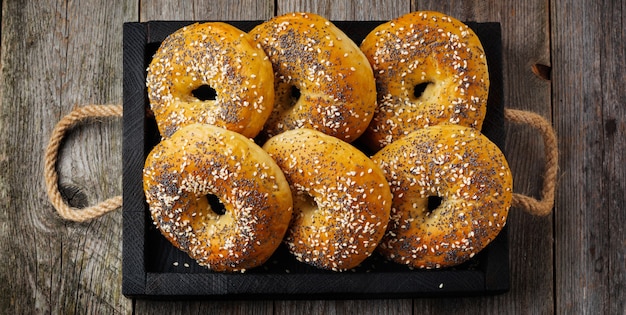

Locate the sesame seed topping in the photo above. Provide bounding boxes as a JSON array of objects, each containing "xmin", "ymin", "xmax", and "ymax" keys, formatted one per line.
[
  {"xmin": 263, "ymin": 128, "xmax": 391, "ymax": 271},
  {"xmin": 371, "ymin": 124, "xmax": 512, "ymax": 269},
  {"xmin": 146, "ymin": 22, "xmax": 274, "ymax": 139},
  {"xmin": 143, "ymin": 124, "xmax": 292, "ymax": 272},
  {"xmin": 360, "ymin": 10, "xmax": 490, "ymax": 149},
  {"xmin": 249, "ymin": 12, "xmax": 376, "ymax": 142}
]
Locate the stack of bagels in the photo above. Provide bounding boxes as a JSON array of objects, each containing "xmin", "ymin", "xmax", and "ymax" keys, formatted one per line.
[{"xmin": 142, "ymin": 11, "xmax": 513, "ymax": 273}]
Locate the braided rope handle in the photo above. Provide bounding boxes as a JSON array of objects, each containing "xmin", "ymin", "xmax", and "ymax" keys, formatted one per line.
[
  {"xmin": 504, "ymin": 109, "xmax": 558, "ymax": 216},
  {"xmin": 44, "ymin": 105, "xmax": 123, "ymax": 222},
  {"xmin": 44, "ymin": 106, "xmax": 557, "ymax": 221}
]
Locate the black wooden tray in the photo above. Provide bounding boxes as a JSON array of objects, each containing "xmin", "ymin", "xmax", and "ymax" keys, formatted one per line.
[{"xmin": 122, "ymin": 20, "xmax": 508, "ymax": 299}]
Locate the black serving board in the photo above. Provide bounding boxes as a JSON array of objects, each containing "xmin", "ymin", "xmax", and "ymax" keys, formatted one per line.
[{"xmin": 122, "ymin": 20, "xmax": 508, "ymax": 299}]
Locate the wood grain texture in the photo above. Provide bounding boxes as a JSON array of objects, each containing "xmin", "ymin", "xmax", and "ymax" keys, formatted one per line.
[
  {"xmin": 276, "ymin": 0, "xmax": 407, "ymax": 20},
  {"xmin": 601, "ymin": 2, "xmax": 626, "ymax": 314},
  {"xmin": 0, "ymin": 0, "xmax": 135, "ymax": 314},
  {"xmin": 140, "ymin": 0, "xmax": 274, "ymax": 21},
  {"xmin": 552, "ymin": 0, "xmax": 625, "ymax": 313}
]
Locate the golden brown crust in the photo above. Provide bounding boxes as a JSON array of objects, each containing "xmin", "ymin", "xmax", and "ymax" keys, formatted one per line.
[
  {"xmin": 146, "ymin": 22, "xmax": 274, "ymax": 139},
  {"xmin": 371, "ymin": 125, "xmax": 512, "ymax": 269},
  {"xmin": 250, "ymin": 12, "xmax": 377, "ymax": 142},
  {"xmin": 263, "ymin": 128, "xmax": 392, "ymax": 271},
  {"xmin": 360, "ymin": 11, "xmax": 490, "ymax": 151},
  {"xmin": 143, "ymin": 124, "xmax": 292, "ymax": 272}
]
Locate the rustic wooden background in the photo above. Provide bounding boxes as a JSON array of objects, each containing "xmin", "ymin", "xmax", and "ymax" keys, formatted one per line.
[{"xmin": 0, "ymin": 0, "xmax": 623, "ymax": 314}]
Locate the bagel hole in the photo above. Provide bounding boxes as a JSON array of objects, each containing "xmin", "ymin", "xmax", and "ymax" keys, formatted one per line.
[
  {"xmin": 413, "ymin": 82, "xmax": 432, "ymax": 99},
  {"xmin": 192, "ymin": 84, "xmax": 217, "ymax": 101},
  {"xmin": 294, "ymin": 193, "xmax": 318, "ymax": 215},
  {"xmin": 427, "ymin": 196, "xmax": 443, "ymax": 212},
  {"xmin": 289, "ymin": 85, "xmax": 301, "ymax": 106},
  {"xmin": 206, "ymin": 194, "xmax": 226, "ymax": 215}
]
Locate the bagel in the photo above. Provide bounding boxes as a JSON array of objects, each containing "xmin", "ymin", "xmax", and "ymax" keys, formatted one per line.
[
  {"xmin": 146, "ymin": 22, "xmax": 275, "ymax": 138},
  {"xmin": 143, "ymin": 123, "xmax": 293, "ymax": 272},
  {"xmin": 262, "ymin": 128, "xmax": 392, "ymax": 271},
  {"xmin": 360, "ymin": 11, "xmax": 490, "ymax": 150},
  {"xmin": 250, "ymin": 12, "xmax": 377, "ymax": 142},
  {"xmin": 371, "ymin": 125, "xmax": 512, "ymax": 268}
]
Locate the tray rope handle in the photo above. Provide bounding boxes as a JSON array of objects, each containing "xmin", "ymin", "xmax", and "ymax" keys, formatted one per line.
[
  {"xmin": 44, "ymin": 104, "xmax": 123, "ymax": 222},
  {"xmin": 44, "ymin": 105, "xmax": 557, "ymax": 222},
  {"xmin": 504, "ymin": 109, "xmax": 558, "ymax": 216}
]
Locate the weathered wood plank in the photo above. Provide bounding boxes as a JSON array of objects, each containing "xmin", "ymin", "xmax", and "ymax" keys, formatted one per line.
[
  {"xmin": 552, "ymin": 0, "xmax": 625, "ymax": 313},
  {"xmin": 0, "ymin": 0, "xmax": 136, "ymax": 313},
  {"xmin": 411, "ymin": 1, "xmax": 554, "ymax": 314},
  {"xmin": 601, "ymin": 2, "xmax": 626, "ymax": 314},
  {"xmin": 276, "ymin": 0, "xmax": 407, "ymax": 21},
  {"xmin": 140, "ymin": 0, "xmax": 274, "ymax": 21},
  {"xmin": 136, "ymin": 300, "xmax": 273, "ymax": 315},
  {"xmin": 275, "ymin": 299, "xmax": 413, "ymax": 315}
]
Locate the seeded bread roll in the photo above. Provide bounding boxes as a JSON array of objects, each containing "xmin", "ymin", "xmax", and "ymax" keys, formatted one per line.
[
  {"xmin": 372, "ymin": 125, "xmax": 512, "ymax": 269},
  {"xmin": 146, "ymin": 22, "xmax": 275, "ymax": 138},
  {"xmin": 263, "ymin": 128, "xmax": 392, "ymax": 271},
  {"xmin": 143, "ymin": 124, "xmax": 293, "ymax": 272},
  {"xmin": 360, "ymin": 11, "xmax": 490, "ymax": 151},
  {"xmin": 250, "ymin": 12, "xmax": 377, "ymax": 142}
]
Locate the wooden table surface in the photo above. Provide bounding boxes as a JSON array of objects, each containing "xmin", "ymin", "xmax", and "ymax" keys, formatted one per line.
[{"xmin": 1, "ymin": 0, "xmax": 624, "ymax": 314}]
